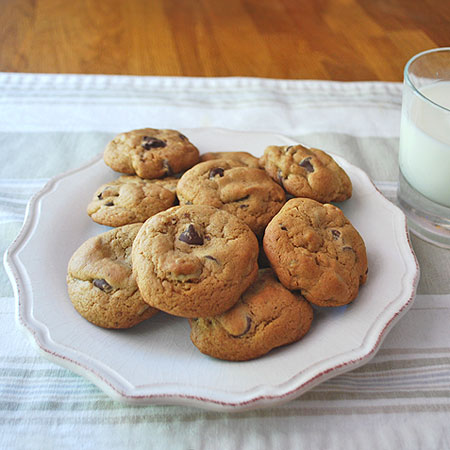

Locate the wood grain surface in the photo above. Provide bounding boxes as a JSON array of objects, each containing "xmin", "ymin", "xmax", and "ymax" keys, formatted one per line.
[{"xmin": 1, "ymin": 0, "xmax": 448, "ymax": 80}]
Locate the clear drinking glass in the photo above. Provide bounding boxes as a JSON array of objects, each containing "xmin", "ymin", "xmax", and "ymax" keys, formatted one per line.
[{"xmin": 397, "ymin": 47, "xmax": 450, "ymax": 248}]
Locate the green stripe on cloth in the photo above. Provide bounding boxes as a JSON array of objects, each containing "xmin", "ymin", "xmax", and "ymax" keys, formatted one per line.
[
  {"xmin": 1, "ymin": 223, "xmax": 23, "ymax": 296},
  {"xmin": 0, "ymin": 132, "xmax": 111, "ymax": 179}
]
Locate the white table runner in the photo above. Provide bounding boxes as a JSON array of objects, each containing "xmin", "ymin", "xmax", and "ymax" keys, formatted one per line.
[{"xmin": 0, "ymin": 74, "xmax": 448, "ymax": 449}]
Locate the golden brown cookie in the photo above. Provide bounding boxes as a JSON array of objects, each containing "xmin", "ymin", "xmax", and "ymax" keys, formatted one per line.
[
  {"xmin": 200, "ymin": 151, "xmax": 260, "ymax": 168},
  {"xmin": 189, "ymin": 268, "xmax": 314, "ymax": 361},
  {"xmin": 103, "ymin": 128, "xmax": 199, "ymax": 179},
  {"xmin": 263, "ymin": 198, "xmax": 368, "ymax": 307},
  {"xmin": 177, "ymin": 159, "xmax": 286, "ymax": 237},
  {"xmin": 87, "ymin": 175, "xmax": 178, "ymax": 227},
  {"xmin": 259, "ymin": 144, "xmax": 352, "ymax": 202},
  {"xmin": 131, "ymin": 205, "xmax": 259, "ymax": 318},
  {"xmin": 67, "ymin": 224, "xmax": 158, "ymax": 328}
]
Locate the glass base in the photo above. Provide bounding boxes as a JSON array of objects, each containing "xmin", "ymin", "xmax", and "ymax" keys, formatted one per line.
[{"xmin": 397, "ymin": 170, "xmax": 450, "ymax": 249}]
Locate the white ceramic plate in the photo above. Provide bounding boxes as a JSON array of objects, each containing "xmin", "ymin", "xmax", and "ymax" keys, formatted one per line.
[{"xmin": 4, "ymin": 128, "xmax": 419, "ymax": 412}]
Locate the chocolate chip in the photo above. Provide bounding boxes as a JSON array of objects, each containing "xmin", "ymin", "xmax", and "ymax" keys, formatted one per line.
[
  {"xmin": 239, "ymin": 204, "xmax": 249, "ymax": 209},
  {"xmin": 97, "ymin": 186, "xmax": 112, "ymax": 200},
  {"xmin": 93, "ymin": 278, "xmax": 113, "ymax": 293},
  {"xmin": 299, "ymin": 157, "xmax": 314, "ymax": 173},
  {"xmin": 141, "ymin": 136, "xmax": 166, "ymax": 149},
  {"xmin": 162, "ymin": 159, "xmax": 173, "ymax": 176},
  {"xmin": 178, "ymin": 224, "xmax": 203, "ymax": 245},
  {"xmin": 209, "ymin": 167, "xmax": 224, "ymax": 178},
  {"xmin": 331, "ymin": 229, "xmax": 341, "ymax": 239},
  {"xmin": 277, "ymin": 169, "xmax": 284, "ymax": 185},
  {"xmin": 105, "ymin": 201, "xmax": 114, "ymax": 206},
  {"xmin": 178, "ymin": 133, "xmax": 187, "ymax": 141},
  {"xmin": 204, "ymin": 255, "xmax": 218, "ymax": 263},
  {"xmin": 230, "ymin": 316, "xmax": 252, "ymax": 338},
  {"xmin": 285, "ymin": 146, "xmax": 293, "ymax": 152},
  {"xmin": 281, "ymin": 226, "xmax": 287, "ymax": 231}
]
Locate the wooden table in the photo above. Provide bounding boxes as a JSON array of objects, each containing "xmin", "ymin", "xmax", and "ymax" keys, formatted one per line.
[{"xmin": 1, "ymin": 0, "xmax": 449, "ymax": 81}]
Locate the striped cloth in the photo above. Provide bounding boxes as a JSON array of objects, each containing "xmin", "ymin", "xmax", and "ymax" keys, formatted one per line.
[{"xmin": 0, "ymin": 74, "xmax": 449, "ymax": 449}]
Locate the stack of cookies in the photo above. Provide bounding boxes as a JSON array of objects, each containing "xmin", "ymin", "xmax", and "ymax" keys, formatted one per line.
[{"xmin": 67, "ymin": 128, "xmax": 368, "ymax": 361}]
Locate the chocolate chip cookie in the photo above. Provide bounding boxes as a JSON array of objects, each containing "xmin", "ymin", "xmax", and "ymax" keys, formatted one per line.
[
  {"xmin": 103, "ymin": 128, "xmax": 200, "ymax": 179},
  {"xmin": 132, "ymin": 205, "xmax": 259, "ymax": 318},
  {"xmin": 189, "ymin": 268, "xmax": 314, "ymax": 361},
  {"xmin": 259, "ymin": 144, "xmax": 352, "ymax": 202},
  {"xmin": 87, "ymin": 175, "xmax": 178, "ymax": 227},
  {"xmin": 200, "ymin": 151, "xmax": 260, "ymax": 168},
  {"xmin": 263, "ymin": 198, "xmax": 368, "ymax": 307},
  {"xmin": 177, "ymin": 159, "xmax": 286, "ymax": 237},
  {"xmin": 67, "ymin": 224, "xmax": 158, "ymax": 328}
]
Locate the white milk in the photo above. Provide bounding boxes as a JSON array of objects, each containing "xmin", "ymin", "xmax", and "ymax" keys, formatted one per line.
[{"xmin": 399, "ymin": 81, "xmax": 450, "ymax": 207}]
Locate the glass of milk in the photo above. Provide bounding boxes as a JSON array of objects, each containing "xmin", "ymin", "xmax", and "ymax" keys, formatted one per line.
[{"xmin": 398, "ymin": 47, "xmax": 450, "ymax": 248}]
